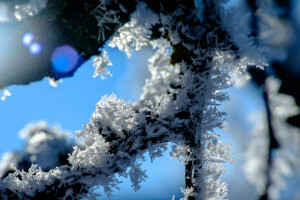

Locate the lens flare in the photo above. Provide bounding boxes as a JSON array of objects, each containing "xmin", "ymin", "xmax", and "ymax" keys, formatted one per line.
[
  {"xmin": 51, "ymin": 45, "xmax": 79, "ymax": 73},
  {"xmin": 22, "ymin": 33, "xmax": 34, "ymax": 46},
  {"xmin": 29, "ymin": 42, "xmax": 42, "ymax": 55}
]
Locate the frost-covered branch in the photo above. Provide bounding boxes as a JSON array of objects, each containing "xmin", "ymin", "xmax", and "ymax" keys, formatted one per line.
[
  {"xmin": 244, "ymin": 77, "xmax": 300, "ymax": 200},
  {"xmin": 0, "ymin": 0, "xmax": 279, "ymax": 199}
]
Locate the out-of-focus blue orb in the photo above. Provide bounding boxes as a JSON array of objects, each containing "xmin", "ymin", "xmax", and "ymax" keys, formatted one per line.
[
  {"xmin": 51, "ymin": 45, "xmax": 79, "ymax": 73},
  {"xmin": 22, "ymin": 33, "xmax": 34, "ymax": 46},
  {"xmin": 29, "ymin": 42, "xmax": 42, "ymax": 55}
]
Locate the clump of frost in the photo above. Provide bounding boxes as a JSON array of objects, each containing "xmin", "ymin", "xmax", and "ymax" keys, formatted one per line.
[
  {"xmin": 108, "ymin": 2, "xmax": 159, "ymax": 57},
  {"xmin": 2, "ymin": 164, "xmax": 55, "ymax": 197},
  {"xmin": 69, "ymin": 93, "xmax": 142, "ymax": 187},
  {"xmin": 170, "ymin": 143, "xmax": 190, "ymax": 163},
  {"xmin": 92, "ymin": 50, "xmax": 112, "ymax": 79},
  {"xmin": 69, "ymin": 134, "xmax": 110, "ymax": 170},
  {"xmin": 180, "ymin": 187, "xmax": 195, "ymax": 200}
]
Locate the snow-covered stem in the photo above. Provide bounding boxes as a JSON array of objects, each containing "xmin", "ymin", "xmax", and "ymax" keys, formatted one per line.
[
  {"xmin": 260, "ymin": 79, "xmax": 279, "ymax": 200},
  {"xmin": 157, "ymin": 1, "xmax": 236, "ymax": 199}
]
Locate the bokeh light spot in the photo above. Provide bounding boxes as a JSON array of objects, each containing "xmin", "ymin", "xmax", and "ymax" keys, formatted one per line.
[
  {"xmin": 22, "ymin": 33, "xmax": 34, "ymax": 46},
  {"xmin": 29, "ymin": 42, "xmax": 42, "ymax": 55},
  {"xmin": 51, "ymin": 45, "xmax": 79, "ymax": 73}
]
